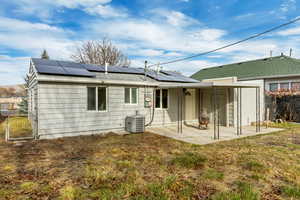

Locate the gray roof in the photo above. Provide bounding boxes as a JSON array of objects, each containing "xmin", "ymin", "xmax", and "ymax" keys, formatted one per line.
[{"xmin": 31, "ymin": 58, "xmax": 198, "ymax": 83}]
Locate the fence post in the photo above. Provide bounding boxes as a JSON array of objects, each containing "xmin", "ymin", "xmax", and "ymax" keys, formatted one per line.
[{"xmin": 5, "ymin": 116, "xmax": 9, "ymax": 141}]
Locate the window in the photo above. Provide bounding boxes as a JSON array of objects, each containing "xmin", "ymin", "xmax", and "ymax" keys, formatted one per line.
[
  {"xmin": 98, "ymin": 87, "xmax": 107, "ymax": 111},
  {"xmin": 124, "ymin": 88, "xmax": 138, "ymax": 104},
  {"xmin": 87, "ymin": 87, "xmax": 107, "ymax": 111},
  {"xmin": 87, "ymin": 87, "xmax": 96, "ymax": 110},
  {"xmin": 269, "ymin": 83, "xmax": 278, "ymax": 92},
  {"xmin": 155, "ymin": 89, "xmax": 168, "ymax": 109},
  {"xmin": 280, "ymin": 82, "xmax": 289, "ymax": 90},
  {"xmin": 291, "ymin": 82, "xmax": 300, "ymax": 91}
]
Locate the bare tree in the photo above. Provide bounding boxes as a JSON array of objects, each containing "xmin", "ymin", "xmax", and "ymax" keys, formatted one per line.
[{"xmin": 71, "ymin": 39, "xmax": 130, "ymax": 67}]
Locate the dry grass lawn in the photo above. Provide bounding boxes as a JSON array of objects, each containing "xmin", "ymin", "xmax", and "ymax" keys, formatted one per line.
[
  {"xmin": 0, "ymin": 117, "xmax": 32, "ymax": 138},
  {"xmin": 0, "ymin": 123, "xmax": 300, "ymax": 199}
]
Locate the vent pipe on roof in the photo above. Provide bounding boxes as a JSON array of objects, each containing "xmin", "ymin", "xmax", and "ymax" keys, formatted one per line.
[
  {"xmin": 281, "ymin": 52, "xmax": 284, "ymax": 56},
  {"xmin": 270, "ymin": 50, "xmax": 273, "ymax": 58},
  {"xmin": 156, "ymin": 62, "xmax": 161, "ymax": 75},
  {"xmin": 105, "ymin": 62, "xmax": 108, "ymax": 74},
  {"xmin": 144, "ymin": 60, "xmax": 148, "ymax": 81},
  {"xmin": 290, "ymin": 48, "xmax": 293, "ymax": 57}
]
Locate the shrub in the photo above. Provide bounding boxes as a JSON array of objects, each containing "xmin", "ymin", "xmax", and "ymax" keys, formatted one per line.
[
  {"xmin": 170, "ymin": 152, "xmax": 206, "ymax": 168},
  {"xmin": 281, "ymin": 185, "xmax": 300, "ymax": 198}
]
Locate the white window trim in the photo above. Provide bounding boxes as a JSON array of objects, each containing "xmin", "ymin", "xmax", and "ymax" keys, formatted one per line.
[
  {"xmin": 87, "ymin": 86, "xmax": 108, "ymax": 112},
  {"xmin": 155, "ymin": 89, "xmax": 169, "ymax": 110},
  {"xmin": 125, "ymin": 87, "xmax": 139, "ymax": 105}
]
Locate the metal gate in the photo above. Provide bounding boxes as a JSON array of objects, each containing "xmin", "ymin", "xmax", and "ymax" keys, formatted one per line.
[{"xmin": 4, "ymin": 112, "xmax": 34, "ymax": 141}]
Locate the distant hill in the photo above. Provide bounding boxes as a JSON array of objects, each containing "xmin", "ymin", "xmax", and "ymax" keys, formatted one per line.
[{"xmin": 0, "ymin": 84, "xmax": 26, "ymax": 98}]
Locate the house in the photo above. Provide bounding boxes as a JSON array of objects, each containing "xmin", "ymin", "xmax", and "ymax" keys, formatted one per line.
[
  {"xmin": 0, "ymin": 96, "xmax": 23, "ymax": 116},
  {"xmin": 27, "ymin": 58, "xmax": 263, "ymax": 139},
  {"xmin": 191, "ymin": 54, "xmax": 300, "ymax": 121}
]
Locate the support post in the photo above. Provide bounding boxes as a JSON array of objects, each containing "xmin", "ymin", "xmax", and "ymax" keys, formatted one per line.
[
  {"xmin": 198, "ymin": 89, "xmax": 201, "ymax": 128},
  {"xmin": 180, "ymin": 88, "xmax": 183, "ymax": 134},
  {"xmin": 256, "ymin": 88, "xmax": 258, "ymax": 132},
  {"xmin": 258, "ymin": 87, "xmax": 261, "ymax": 132},
  {"xmin": 177, "ymin": 88, "xmax": 180, "ymax": 134},
  {"xmin": 213, "ymin": 87, "xmax": 217, "ymax": 140},
  {"xmin": 236, "ymin": 88, "xmax": 240, "ymax": 135},
  {"xmin": 217, "ymin": 92, "xmax": 220, "ymax": 139},
  {"xmin": 240, "ymin": 88, "xmax": 242, "ymax": 135}
]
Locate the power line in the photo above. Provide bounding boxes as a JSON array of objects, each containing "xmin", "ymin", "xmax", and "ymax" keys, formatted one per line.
[{"xmin": 148, "ymin": 17, "xmax": 300, "ymax": 67}]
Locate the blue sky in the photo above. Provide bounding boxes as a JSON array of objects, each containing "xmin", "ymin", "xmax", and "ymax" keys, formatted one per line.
[{"xmin": 0, "ymin": 0, "xmax": 300, "ymax": 85}]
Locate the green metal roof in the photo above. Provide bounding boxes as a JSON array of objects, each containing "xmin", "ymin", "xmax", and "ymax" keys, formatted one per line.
[{"xmin": 191, "ymin": 55, "xmax": 300, "ymax": 81}]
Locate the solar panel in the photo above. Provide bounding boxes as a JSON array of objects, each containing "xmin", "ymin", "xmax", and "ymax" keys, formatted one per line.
[
  {"xmin": 32, "ymin": 58, "xmax": 59, "ymax": 66},
  {"xmin": 84, "ymin": 64, "xmax": 105, "ymax": 72},
  {"xmin": 32, "ymin": 58, "xmax": 198, "ymax": 82},
  {"xmin": 35, "ymin": 65, "xmax": 66, "ymax": 75},
  {"xmin": 58, "ymin": 61, "xmax": 84, "ymax": 69},
  {"xmin": 63, "ymin": 67, "xmax": 95, "ymax": 77}
]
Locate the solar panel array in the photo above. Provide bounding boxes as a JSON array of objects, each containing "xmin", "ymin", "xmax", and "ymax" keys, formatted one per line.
[
  {"xmin": 32, "ymin": 58, "xmax": 198, "ymax": 83},
  {"xmin": 32, "ymin": 58, "xmax": 95, "ymax": 77}
]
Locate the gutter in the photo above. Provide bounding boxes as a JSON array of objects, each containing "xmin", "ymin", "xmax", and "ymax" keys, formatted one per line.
[
  {"xmin": 238, "ymin": 73, "xmax": 300, "ymax": 81},
  {"xmin": 36, "ymin": 76, "xmax": 159, "ymax": 87}
]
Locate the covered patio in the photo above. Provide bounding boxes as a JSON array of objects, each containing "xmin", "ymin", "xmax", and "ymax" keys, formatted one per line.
[
  {"xmin": 147, "ymin": 124, "xmax": 282, "ymax": 145},
  {"xmin": 147, "ymin": 80, "xmax": 282, "ymax": 144}
]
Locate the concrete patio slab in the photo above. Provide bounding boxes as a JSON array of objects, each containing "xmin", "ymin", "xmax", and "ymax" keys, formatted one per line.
[{"xmin": 147, "ymin": 125, "xmax": 283, "ymax": 145}]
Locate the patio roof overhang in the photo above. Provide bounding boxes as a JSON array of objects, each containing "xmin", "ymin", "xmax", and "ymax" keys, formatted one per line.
[
  {"xmin": 158, "ymin": 82, "xmax": 260, "ymax": 89},
  {"xmin": 159, "ymin": 81, "xmax": 262, "ymax": 140}
]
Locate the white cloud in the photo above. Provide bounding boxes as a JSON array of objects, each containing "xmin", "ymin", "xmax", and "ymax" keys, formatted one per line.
[
  {"xmin": 0, "ymin": 17, "xmax": 63, "ymax": 32},
  {"xmin": 53, "ymin": 0, "xmax": 112, "ymax": 8},
  {"xmin": 280, "ymin": 0, "xmax": 296, "ymax": 13},
  {"xmin": 87, "ymin": 18, "xmax": 227, "ymax": 54},
  {"xmin": 277, "ymin": 25, "xmax": 300, "ymax": 36},
  {"xmin": 11, "ymin": 0, "xmax": 114, "ymax": 20},
  {"xmin": 85, "ymin": 4, "xmax": 128, "ymax": 18},
  {"xmin": 0, "ymin": 17, "xmax": 74, "ymax": 58},
  {"xmin": 133, "ymin": 49, "xmax": 165, "ymax": 57},
  {"xmin": 192, "ymin": 29, "xmax": 226, "ymax": 41},
  {"xmin": 0, "ymin": 56, "xmax": 29, "ymax": 85},
  {"xmin": 151, "ymin": 9, "xmax": 200, "ymax": 27}
]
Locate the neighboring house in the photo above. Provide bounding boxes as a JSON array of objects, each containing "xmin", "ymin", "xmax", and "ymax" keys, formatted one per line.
[
  {"xmin": 28, "ymin": 58, "xmax": 263, "ymax": 139},
  {"xmin": 0, "ymin": 96, "xmax": 23, "ymax": 115},
  {"xmin": 192, "ymin": 54, "xmax": 300, "ymax": 121}
]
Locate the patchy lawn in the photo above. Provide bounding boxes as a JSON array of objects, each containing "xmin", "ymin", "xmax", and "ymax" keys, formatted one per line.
[{"xmin": 0, "ymin": 127, "xmax": 300, "ymax": 199}]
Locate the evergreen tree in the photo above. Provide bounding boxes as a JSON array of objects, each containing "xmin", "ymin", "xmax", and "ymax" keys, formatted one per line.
[
  {"xmin": 18, "ymin": 97, "xmax": 28, "ymax": 114},
  {"xmin": 41, "ymin": 49, "xmax": 49, "ymax": 59}
]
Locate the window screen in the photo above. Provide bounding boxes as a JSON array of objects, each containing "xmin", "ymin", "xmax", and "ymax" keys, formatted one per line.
[
  {"xmin": 162, "ymin": 89, "xmax": 168, "ymax": 109},
  {"xmin": 98, "ymin": 87, "xmax": 106, "ymax": 111},
  {"xmin": 269, "ymin": 83, "xmax": 278, "ymax": 92},
  {"xmin": 125, "ymin": 88, "xmax": 130, "ymax": 103},
  {"xmin": 155, "ymin": 89, "xmax": 161, "ymax": 108},
  {"xmin": 87, "ymin": 87, "xmax": 96, "ymax": 110},
  {"xmin": 131, "ymin": 88, "xmax": 138, "ymax": 104}
]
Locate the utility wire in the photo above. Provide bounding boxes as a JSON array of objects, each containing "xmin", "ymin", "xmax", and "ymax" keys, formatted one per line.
[{"xmin": 148, "ymin": 17, "xmax": 300, "ymax": 67}]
